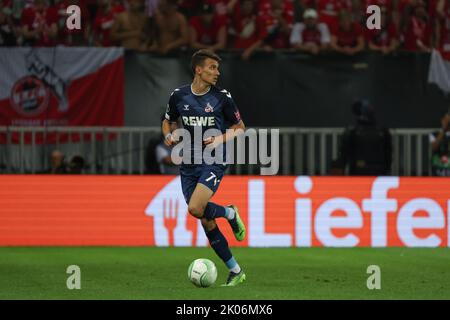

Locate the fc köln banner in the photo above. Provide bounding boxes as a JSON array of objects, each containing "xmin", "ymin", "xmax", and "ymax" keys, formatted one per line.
[
  {"xmin": 0, "ymin": 47, "xmax": 124, "ymax": 129},
  {"xmin": 0, "ymin": 175, "xmax": 449, "ymax": 247}
]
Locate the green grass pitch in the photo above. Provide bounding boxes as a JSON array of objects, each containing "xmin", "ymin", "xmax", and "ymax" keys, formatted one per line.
[{"xmin": 0, "ymin": 247, "xmax": 449, "ymax": 300}]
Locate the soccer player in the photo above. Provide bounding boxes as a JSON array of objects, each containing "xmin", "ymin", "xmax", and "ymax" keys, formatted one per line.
[{"xmin": 161, "ymin": 49, "xmax": 246, "ymax": 286}]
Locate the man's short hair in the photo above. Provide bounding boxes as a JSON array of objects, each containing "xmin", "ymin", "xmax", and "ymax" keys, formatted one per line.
[{"xmin": 191, "ymin": 49, "xmax": 221, "ymax": 75}]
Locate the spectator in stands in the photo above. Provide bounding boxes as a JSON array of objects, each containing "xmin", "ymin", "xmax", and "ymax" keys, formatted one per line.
[
  {"xmin": 21, "ymin": 0, "xmax": 59, "ymax": 46},
  {"xmin": 436, "ymin": 0, "xmax": 450, "ymax": 58},
  {"xmin": 366, "ymin": 6, "xmax": 399, "ymax": 54},
  {"xmin": 361, "ymin": 1, "xmax": 398, "ymax": 30},
  {"xmin": 290, "ymin": 8, "xmax": 331, "ymax": 54},
  {"xmin": 145, "ymin": 0, "xmax": 160, "ymax": 17},
  {"xmin": 155, "ymin": 138, "xmax": 180, "ymax": 174},
  {"xmin": 92, "ymin": 0, "xmax": 125, "ymax": 46},
  {"xmin": 258, "ymin": 0, "xmax": 294, "ymax": 49},
  {"xmin": 351, "ymin": 0, "xmax": 365, "ymax": 26},
  {"xmin": 401, "ymin": 0, "xmax": 432, "ymax": 51},
  {"xmin": 365, "ymin": 0, "xmax": 395, "ymax": 16},
  {"xmin": 208, "ymin": 0, "xmax": 239, "ymax": 20},
  {"xmin": 317, "ymin": 0, "xmax": 353, "ymax": 30},
  {"xmin": 178, "ymin": 0, "xmax": 202, "ymax": 19},
  {"xmin": 0, "ymin": 0, "xmax": 16, "ymax": 45},
  {"xmin": 337, "ymin": 99, "xmax": 392, "ymax": 176},
  {"xmin": 67, "ymin": 155, "xmax": 85, "ymax": 174},
  {"xmin": 85, "ymin": 0, "xmax": 99, "ymax": 24},
  {"xmin": 189, "ymin": 3, "xmax": 227, "ymax": 51},
  {"xmin": 110, "ymin": 0, "xmax": 151, "ymax": 50},
  {"xmin": 230, "ymin": 0, "xmax": 266, "ymax": 60},
  {"xmin": 152, "ymin": 0, "xmax": 189, "ymax": 54},
  {"xmin": 113, "ymin": 0, "xmax": 126, "ymax": 10},
  {"xmin": 330, "ymin": 10, "xmax": 365, "ymax": 55},
  {"xmin": 56, "ymin": 0, "xmax": 91, "ymax": 46},
  {"xmin": 49, "ymin": 150, "xmax": 67, "ymax": 174},
  {"xmin": 429, "ymin": 112, "xmax": 450, "ymax": 176},
  {"xmin": 7, "ymin": 0, "xmax": 24, "ymax": 24},
  {"xmin": 290, "ymin": 0, "xmax": 310, "ymax": 23}
]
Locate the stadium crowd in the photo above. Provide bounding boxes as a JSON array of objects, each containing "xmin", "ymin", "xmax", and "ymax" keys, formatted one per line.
[{"xmin": 1, "ymin": 0, "xmax": 450, "ymax": 58}]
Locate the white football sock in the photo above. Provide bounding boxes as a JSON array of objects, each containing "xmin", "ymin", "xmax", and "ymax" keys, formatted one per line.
[
  {"xmin": 230, "ymin": 264, "xmax": 241, "ymax": 274},
  {"xmin": 226, "ymin": 207, "xmax": 235, "ymax": 220}
]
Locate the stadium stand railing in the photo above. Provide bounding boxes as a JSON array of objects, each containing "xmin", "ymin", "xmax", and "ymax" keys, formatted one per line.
[{"xmin": 0, "ymin": 126, "xmax": 435, "ymax": 176}]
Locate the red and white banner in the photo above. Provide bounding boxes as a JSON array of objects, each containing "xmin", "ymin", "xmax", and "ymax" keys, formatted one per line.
[
  {"xmin": 0, "ymin": 48, "xmax": 124, "ymax": 132},
  {"xmin": 428, "ymin": 49, "xmax": 450, "ymax": 93},
  {"xmin": 0, "ymin": 175, "xmax": 449, "ymax": 247}
]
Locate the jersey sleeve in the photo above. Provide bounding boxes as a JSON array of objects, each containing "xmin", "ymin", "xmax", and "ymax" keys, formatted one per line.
[
  {"xmin": 221, "ymin": 89, "xmax": 242, "ymax": 125},
  {"xmin": 290, "ymin": 23, "xmax": 304, "ymax": 45},
  {"xmin": 164, "ymin": 89, "xmax": 180, "ymax": 122}
]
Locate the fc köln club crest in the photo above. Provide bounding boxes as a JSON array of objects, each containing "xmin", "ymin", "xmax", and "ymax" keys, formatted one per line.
[
  {"xmin": 9, "ymin": 50, "xmax": 69, "ymax": 117},
  {"xmin": 204, "ymin": 102, "xmax": 214, "ymax": 113}
]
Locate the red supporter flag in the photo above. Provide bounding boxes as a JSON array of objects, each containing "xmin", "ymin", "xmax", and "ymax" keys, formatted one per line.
[{"xmin": 0, "ymin": 47, "xmax": 124, "ymax": 143}]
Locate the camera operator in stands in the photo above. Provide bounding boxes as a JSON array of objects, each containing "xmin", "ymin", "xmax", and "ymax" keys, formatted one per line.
[
  {"xmin": 429, "ymin": 112, "xmax": 450, "ymax": 176},
  {"xmin": 67, "ymin": 155, "xmax": 85, "ymax": 174},
  {"xmin": 336, "ymin": 99, "xmax": 392, "ymax": 176}
]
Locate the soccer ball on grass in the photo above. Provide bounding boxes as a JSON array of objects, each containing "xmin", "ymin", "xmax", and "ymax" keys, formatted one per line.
[{"xmin": 187, "ymin": 258, "xmax": 217, "ymax": 287}]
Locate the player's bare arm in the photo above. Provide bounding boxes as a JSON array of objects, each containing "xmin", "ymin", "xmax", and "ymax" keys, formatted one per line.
[{"xmin": 161, "ymin": 118, "xmax": 178, "ymax": 146}]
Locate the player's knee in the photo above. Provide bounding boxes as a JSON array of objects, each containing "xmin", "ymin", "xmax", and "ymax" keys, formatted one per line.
[{"xmin": 188, "ymin": 203, "xmax": 205, "ymax": 219}]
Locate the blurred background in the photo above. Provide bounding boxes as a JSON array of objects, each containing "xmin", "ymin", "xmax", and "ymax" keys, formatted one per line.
[
  {"xmin": 1, "ymin": 0, "xmax": 450, "ymax": 177},
  {"xmin": 1, "ymin": 2, "xmax": 450, "ymax": 298}
]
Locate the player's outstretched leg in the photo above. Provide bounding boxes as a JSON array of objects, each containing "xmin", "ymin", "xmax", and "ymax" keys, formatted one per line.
[
  {"xmin": 202, "ymin": 219, "xmax": 246, "ymax": 287},
  {"xmin": 202, "ymin": 203, "xmax": 246, "ymax": 242},
  {"xmin": 188, "ymin": 184, "xmax": 246, "ymax": 241}
]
